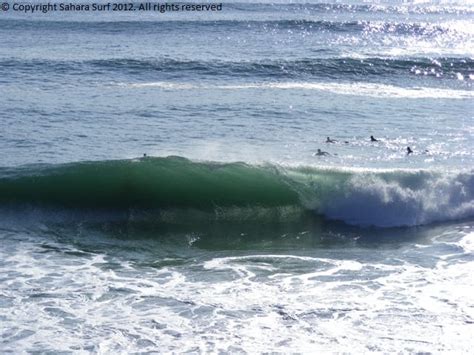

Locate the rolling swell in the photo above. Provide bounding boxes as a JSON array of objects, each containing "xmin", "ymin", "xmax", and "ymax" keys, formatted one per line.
[
  {"xmin": 0, "ymin": 18, "xmax": 460, "ymax": 36},
  {"xmin": 1, "ymin": 57, "xmax": 471, "ymax": 81},
  {"xmin": 0, "ymin": 156, "xmax": 473, "ymax": 227},
  {"xmin": 226, "ymin": 3, "xmax": 474, "ymax": 15}
]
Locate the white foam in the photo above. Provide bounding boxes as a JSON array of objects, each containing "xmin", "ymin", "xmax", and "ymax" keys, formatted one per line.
[
  {"xmin": 2, "ymin": 226, "xmax": 473, "ymax": 353},
  {"xmin": 457, "ymin": 232, "xmax": 474, "ymax": 252},
  {"xmin": 121, "ymin": 81, "xmax": 474, "ymax": 99},
  {"xmin": 305, "ymin": 170, "xmax": 474, "ymax": 227}
]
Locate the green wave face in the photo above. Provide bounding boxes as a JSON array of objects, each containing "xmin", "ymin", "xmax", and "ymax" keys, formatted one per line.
[
  {"xmin": 0, "ymin": 157, "xmax": 300, "ymax": 209},
  {"xmin": 1, "ymin": 156, "xmax": 473, "ymax": 227}
]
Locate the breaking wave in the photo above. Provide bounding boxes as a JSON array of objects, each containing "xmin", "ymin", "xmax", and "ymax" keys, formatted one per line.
[{"xmin": 0, "ymin": 156, "xmax": 472, "ymax": 227}]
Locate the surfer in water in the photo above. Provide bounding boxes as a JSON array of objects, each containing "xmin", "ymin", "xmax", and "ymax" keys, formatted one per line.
[
  {"xmin": 370, "ymin": 135, "xmax": 378, "ymax": 142},
  {"xmin": 407, "ymin": 147, "xmax": 413, "ymax": 155},
  {"xmin": 326, "ymin": 137, "xmax": 336, "ymax": 143},
  {"xmin": 315, "ymin": 149, "xmax": 330, "ymax": 156}
]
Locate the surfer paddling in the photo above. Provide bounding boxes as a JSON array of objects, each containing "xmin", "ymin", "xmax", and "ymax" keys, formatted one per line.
[
  {"xmin": 370, "ymin": 135, "xmax": 378, "ymax": 142},
  {"xmin": 326, "ymin": 137, "xmax": 337, "ymax": 143},
  {"xmin": 315, "ymin": 149, "xmax": 330, "ymax": 156}
]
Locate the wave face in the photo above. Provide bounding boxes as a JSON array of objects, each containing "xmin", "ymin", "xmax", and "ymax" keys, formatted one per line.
[
  {"xmin": 0, "ymin": 157, "xmax": 299, "ymax": 209},
  {"xmin": 0, "ymin": 157, "xmax": 472, "ymax": 228}
]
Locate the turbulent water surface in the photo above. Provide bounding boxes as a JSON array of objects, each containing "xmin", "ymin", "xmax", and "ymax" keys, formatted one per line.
[{"xmin": 0, "ymin": 0, "xmax": 473, "ymax": 353}]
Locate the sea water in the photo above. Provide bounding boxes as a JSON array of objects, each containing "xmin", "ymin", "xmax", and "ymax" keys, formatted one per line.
[{"xmin": 0, "ymin": 0, "xmax": 473, "ymax": 352}]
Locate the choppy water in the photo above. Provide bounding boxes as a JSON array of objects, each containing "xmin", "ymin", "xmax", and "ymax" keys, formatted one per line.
[{"xmin": 0, "ymin": 0, "xmax": 473, "ymax": 352}]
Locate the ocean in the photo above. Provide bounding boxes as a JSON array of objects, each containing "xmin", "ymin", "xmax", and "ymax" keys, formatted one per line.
[{"xmin": 0, "ymin": 0, "xmax": 473, "ymax": 352}]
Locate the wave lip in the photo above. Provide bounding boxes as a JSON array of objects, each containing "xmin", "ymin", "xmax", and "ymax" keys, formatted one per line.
[{"xmin": 0, "ymin": 157, "xmax": 473, "ymax": 228}]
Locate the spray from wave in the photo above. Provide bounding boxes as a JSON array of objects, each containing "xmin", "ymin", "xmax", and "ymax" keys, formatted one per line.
[{"xmin": 0, "ymin": 156, "xmax": 472, "ymax": 227}]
